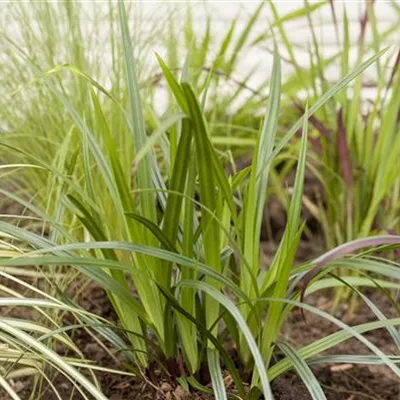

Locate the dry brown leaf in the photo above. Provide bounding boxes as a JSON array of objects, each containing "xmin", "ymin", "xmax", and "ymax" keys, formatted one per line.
[{"xmin": 330, "ymin": 364, "xmax": 353, "ymax": 372}]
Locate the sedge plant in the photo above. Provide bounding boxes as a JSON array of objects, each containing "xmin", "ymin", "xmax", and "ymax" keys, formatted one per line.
[
  {"xmin": 1, "ymin": 2, "xmax": 400, "ymax": 399},
  {"xmin": 306, "ymin": 2, "xmax": 400, "ymax": 311},
  {"xmin": 265, "ymin": 0, "xmax": 400, "ymax": 248},
  {"xmin": 256, "ymin": 0, "xmax": 400, "ymax": 311}
]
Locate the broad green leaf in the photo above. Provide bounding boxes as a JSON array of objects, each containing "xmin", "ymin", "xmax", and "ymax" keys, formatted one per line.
[
  {"xmin": 243, "ymin": 44, "xmax": 281, "ymax": 301},
  {"xmin": 208, "ymin": 348, "xmax": 227, "ymax": 400}
]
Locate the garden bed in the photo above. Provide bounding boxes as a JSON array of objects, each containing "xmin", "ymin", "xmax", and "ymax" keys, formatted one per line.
[{"xmin": 2, "ymin": 249, "xmax": 398, "ymax": 400}]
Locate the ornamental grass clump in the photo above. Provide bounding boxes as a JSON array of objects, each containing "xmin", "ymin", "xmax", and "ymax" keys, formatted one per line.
[
  {"xmin": 257, "ymin": 0, "xmax": 400, "ymax": 310},
  {"xmin": 1, "ymin": 2, "xmax": 400, "ymax": 399}
]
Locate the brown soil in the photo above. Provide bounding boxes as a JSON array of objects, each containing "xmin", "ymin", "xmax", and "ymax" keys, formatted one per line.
[{"xmin": 274, "ymin": 290, "xmax": 400, "ymax": 400}]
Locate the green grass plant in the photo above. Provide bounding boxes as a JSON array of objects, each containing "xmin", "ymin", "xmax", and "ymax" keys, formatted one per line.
[
  {"xmin": 1, "ymin": 1, "xmax": 400, "ymax": 399},
  {"xmin": 265, "ymin": 1, "xmax": 400, "ymax": 248},
  {"xmin": 255, "ymin": 1, "xmax": 400, "ymax": 310}
]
